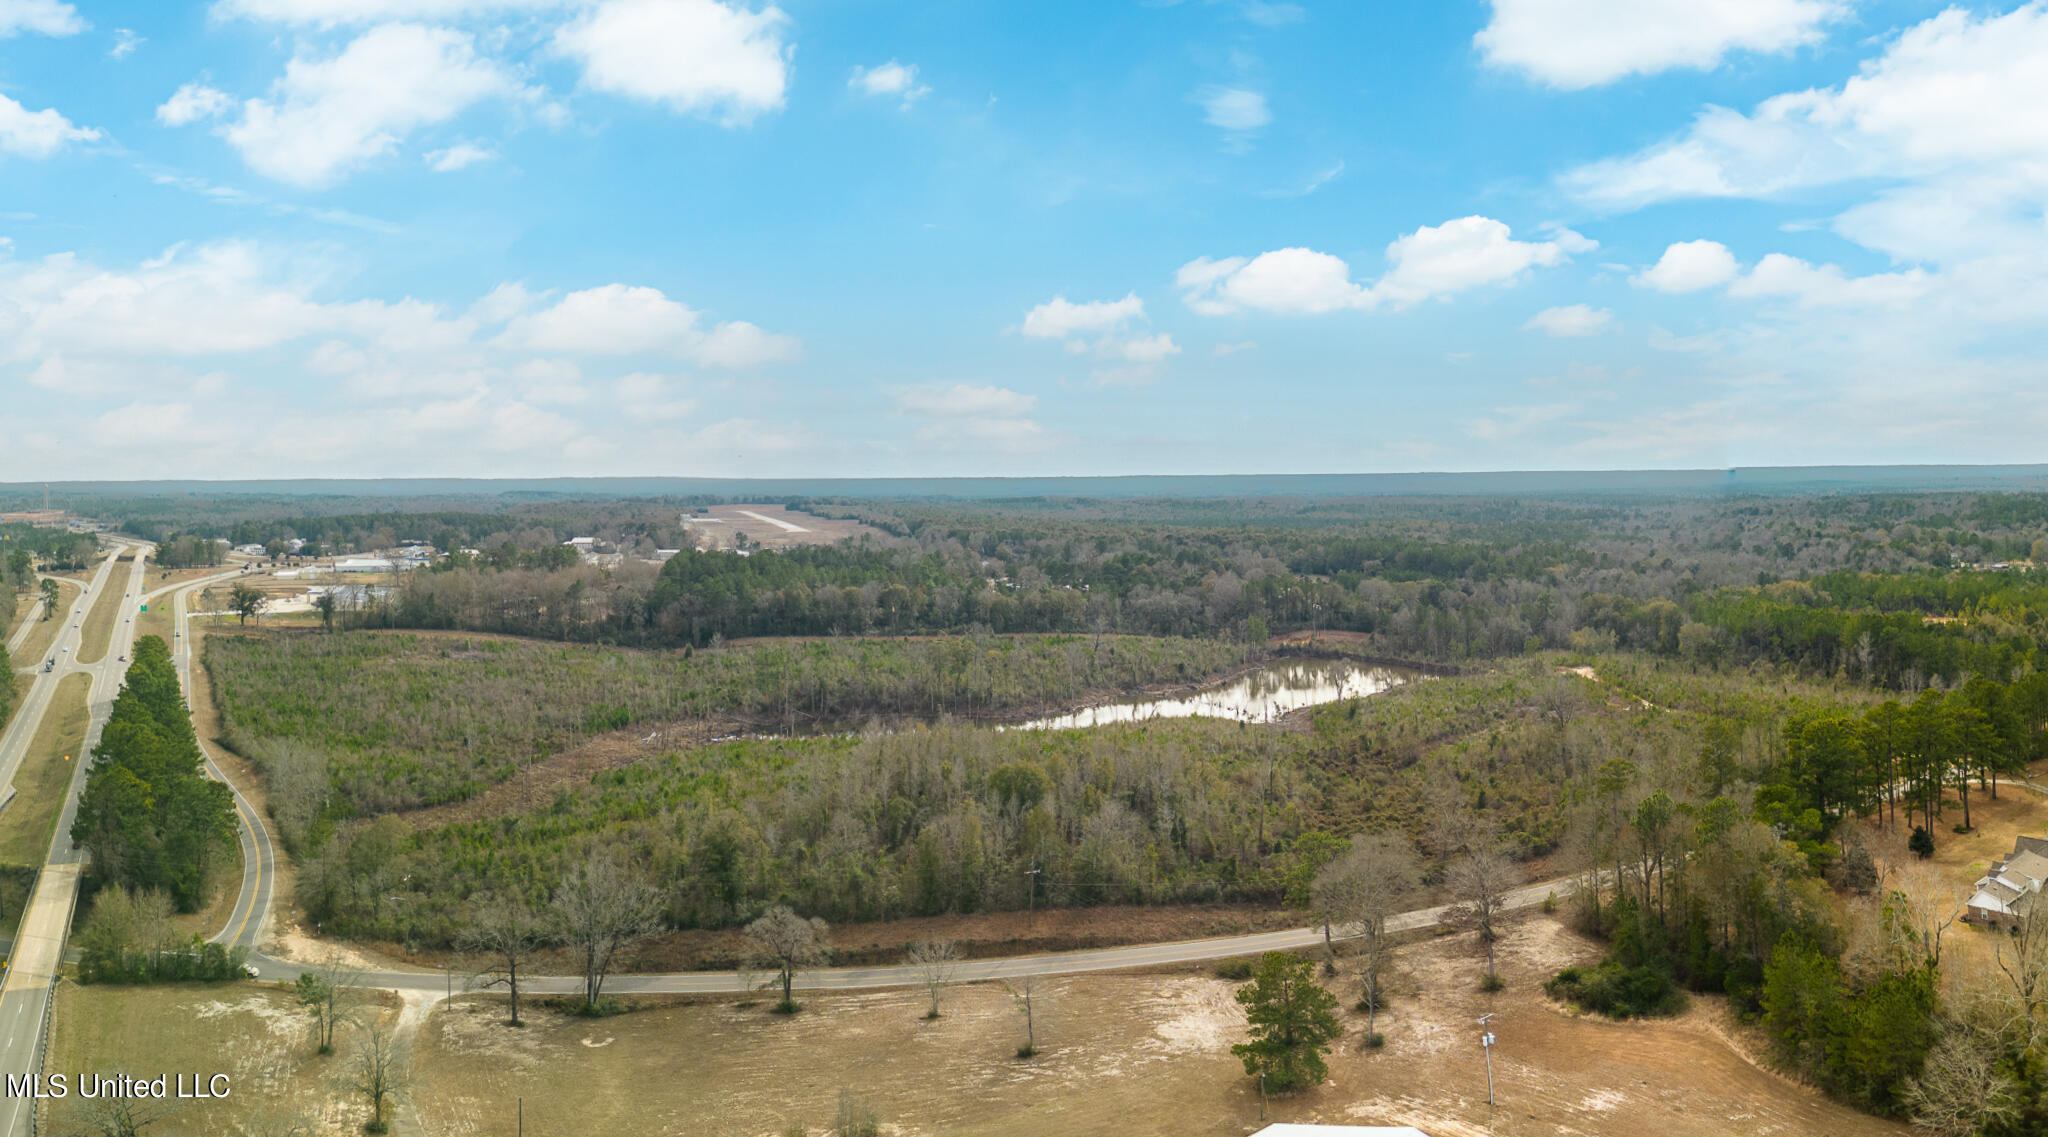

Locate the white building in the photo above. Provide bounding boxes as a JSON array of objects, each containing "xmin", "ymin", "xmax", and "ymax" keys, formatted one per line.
[
  {"xmin": 336, "ymin": 557, "xmax": 397, "ymax": 573},
  {"xmin": 1966, "ymin": 837, "xmax": 2048, "ymax": 930}
]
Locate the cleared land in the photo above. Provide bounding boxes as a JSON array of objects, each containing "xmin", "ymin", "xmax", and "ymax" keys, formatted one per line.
[
  {"xmin": 75, "ymin": 565, "xmax": 130, "ymax": 664},
  {"xmin": 35, "ymin": 915, "xmax": 1902, "ymax": 1137},
  {"xmin": 399, "ymin": 915, "xmax": 1905, "ymax": 1137},
  {"xmin": 40, "ymin": 981, "xmax": 401, "ymax": 1137},
  {"xmin": 0, "ymin": 673, "xmax": 88, "ymax": 867},
  {"xmin": 8, "ymin": 577, "xmax": 77, "ymax": 668},
  {"xmin": 682, "ymin": 503, "xmax": 882, "ymax": 551}
]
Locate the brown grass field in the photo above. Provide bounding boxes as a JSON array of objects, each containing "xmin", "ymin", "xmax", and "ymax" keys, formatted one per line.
[
  {"xmin": 36, "ymin": 913, "xmax": 1909, "ymax": 1137},
  {"xmin": 8, "ymin": 577, "xmax": 78, "ymax": 668},
  {"xmin": 74, "ymin": 570, "xmax": 128, "ymax": 665},
  {"xmin": 0, "ymin": 673, "xmax": 88, "ymax": 867}
]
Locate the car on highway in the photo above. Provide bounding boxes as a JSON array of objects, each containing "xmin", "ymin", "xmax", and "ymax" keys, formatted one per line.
[{"xmin": 243, "ymin": 963, "xmax": 261, "ymax": 979}]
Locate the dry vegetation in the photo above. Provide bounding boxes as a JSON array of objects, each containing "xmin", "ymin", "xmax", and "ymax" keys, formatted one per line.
[
  {"xmin": 0, "ymin": 672, "xmax": 88, "ymax": 866},
  {"xmin": 8, "ymin": 576, "xmax": 77, "ymax": 668}
]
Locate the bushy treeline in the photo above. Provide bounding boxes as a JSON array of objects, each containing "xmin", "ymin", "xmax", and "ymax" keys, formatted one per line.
[
  {"xmin": 153, "ymin": 534, "xmax": 225, "ymax": 568},
  {"xmin": 1550, "ymin": 670, "xmax": 2048, "ymax": 1129},
  {"xmin": 0, "ymin": 523, "xmax": 97, "ymax": 571},
  {"xmin": 205, "ymin": 630, "xmax": 1245, "ymax": 823},
  {"xmin": 71, "ymin": 637, "xmax": 237, "ymax": 911},
  {"xmin": 74, "ymin": 884, "xmax": 250, "ymax": 984},
  {"xmin": 298, "ymin": 720, "xmax": 1334, "ymax": 944}
]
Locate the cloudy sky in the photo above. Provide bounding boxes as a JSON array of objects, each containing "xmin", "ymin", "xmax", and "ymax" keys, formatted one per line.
[{"xmin": 2, "ymin": 0, "xmax": 2045, "ymax": 479}]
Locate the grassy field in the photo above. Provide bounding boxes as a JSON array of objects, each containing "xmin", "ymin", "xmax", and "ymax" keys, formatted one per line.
[
  {"xmin": 0, "ymin": 673, "xmax": 89, "ymax": 867},
  {"xmin": 40, "ymin": 981, "xmax": 400, "ymax": 1137},
  {"xmin": 34, "ymin": 914, "xmax": 1905, "ymax": 1137},
  {"xmin": 400, "ymin": 914, "xmax": 1908, "ymax": 1137},
  {"xmin": 75, "ymin": 568, "xmax": 129, "ymax": 665},
  {"xmin": 8, "ymin": 577, "xmax": 77, "ymax": 668}
]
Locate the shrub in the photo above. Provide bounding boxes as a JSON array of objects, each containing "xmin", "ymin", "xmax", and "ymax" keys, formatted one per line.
[
  {"xmin": 1545, "ymin": 961, "xmax": 1688, "ymax": 1019},
  {"xmin": 1214, "ymin": 957, "xmax": 1255, "ymax": 980},
  {"xmin": 1908, "ymin": 827, "xmax": 1935, "ymax": 858}
]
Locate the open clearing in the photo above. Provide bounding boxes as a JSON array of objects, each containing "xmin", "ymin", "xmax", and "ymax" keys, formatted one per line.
[
  {"xmin": 41, "ymin": 981, "xmax": 401, "ymax": 1137},
  {"xmin": 401, "ymin": 915, "xmax": 1902, "ymax": 1137},
  {"xmin": 0, "ymin": 673, "xmax": 88, "ymax": 866},
  {"xmin": 8, "ymin": 577, "xmax": 77, "ymax": 668},
  {"xmin": 681, "ymin": 504, "xmax": 881, "ymax": 551},
  {"xmin": 36, "ymin": 915, "xmax": 1906, "ymax": 1137}
]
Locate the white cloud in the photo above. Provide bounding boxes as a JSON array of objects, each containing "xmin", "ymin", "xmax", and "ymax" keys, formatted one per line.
[
  {"xmin": 1633, "ymin": 239, "xmax": 1740, "ymax": 292},
  {"xmin": 1196, "ymin": 86, "xmax": 1270, "ymax": 134},
  {"xmin": 210, "ymin": 0, "xmax": 565, "ymax": 24},
  {"xmin": 1476, "ymin": 0, "xmax": 1843, "ymax": 89},
  {"xmin": 1212, "ymin": 340, "xmax": 1256, "ymax": 356},
  {"xmin": 499, "ymin": 283, "xmax": 799, "ymax": 366},
  {"xmin": 0, "ymin": 0, "xmax": 84, "ymax": 37},
  {"xmin": 0, "ymin": 94, "xmax": 99, "ymax": 157},
  {"xmin": 1726, "ymin": 253, "xmax": 1932, "ymax": 308},
  {"xmin": 1563, "ymin": 4, "xmax": 2048, "ymax": 211},
  {"xmin": 554, "ymin": 0, "xmax": 791, "ymax": 126},
  {"xmin": 849, "ymin": 60, "xmax": 929, "ymax": 105},
  {"xmin": 896, "ymin": 384, "xmax": 1036, "ymax": 418},
  {"xmin": 1375, "ymin": 216, "xmax": 1577, "ymax": 305},
  {"xmin": 223, "ymin": 24, "xmax": 522, "ymax": 187},
  {"xmin": 1099, "ymin": 332, "xmax": 1181, "ymax": 363},
  {"xmin": 1180, "ymin": 217, "xmax": 1581, "ymax": 316},
  {"xmin": 425, "ymin": 141, "xmax": 496, "ymax": 171},
  {"xmin": 1524, "ymin": 304, "xmax": 1613, "ymax": 337},
  {"xmin": 157, "ymin": 83, "xmax": 233, "ymax": 127},
  {"xmin": 1178, "ymin": 248, "xmax": 1367, "ymax": 315},
  {"xmin": 896, "ymin": 384, "xmax": 1048, "ymax": 452},
  {"xmin": 108, "ymin": 27, "xmax": 142, "ymax": 58},
  {"xmin": 1021, "ymin": 293, "xmax": 1144, "ymax": 339}
]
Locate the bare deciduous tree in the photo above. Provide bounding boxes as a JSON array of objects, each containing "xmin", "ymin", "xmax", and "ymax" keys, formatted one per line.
[
  {"xmin": 1314, "ymin": 834, "xmax": 1420, "ymax": 1036},
  {"xmin": 745, "ymin": 905, "xmax": 830, "ymax": 1013},
  {"xmin": 1903, "ymin": 1027, "xmax": 2022, "ymax": 1137},
  {"xmin": 1006, "ymin": 974, "xmax": 1041, "ymax": 1058},
  {"xmin": 907, "ymin": 938, "xmax": 961, "ymax": 1019},
  {"xmin": 345, "ymin": 1018, "xmax": 412, "ymax": 1135},
  {"xmin": 551, "ymin": 852, "xmax": 662, "ymax": 1012},
  {"xmin": 459, "ymin": 892, "xmax": 550, "ymax": 1026},
  {"xmin": 1994, "ymin": 909, "xmax": 2048, "ymax": 1050},
  {"xmin": 63, "ymin": 1075, "xmax": 177, "ymax": 1137},
  {"xmin": 1445, "ymin": 849, "xmax": 1519, "ymax": 985}
]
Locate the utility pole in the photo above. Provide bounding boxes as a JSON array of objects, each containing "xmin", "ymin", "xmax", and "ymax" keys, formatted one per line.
[
  {"xmin": 1478, "ymin": 1014, "xmax": 1497, "ymax": 1107},
  {"xmin": 1024, "ymin": 864, "xmax": 1042, "ymax": 918}
]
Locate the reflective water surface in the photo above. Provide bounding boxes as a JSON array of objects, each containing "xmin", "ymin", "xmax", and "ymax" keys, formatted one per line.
[{"xmin": 1014, "ymin": 659, "xmax": 1417, "ymax": 731}]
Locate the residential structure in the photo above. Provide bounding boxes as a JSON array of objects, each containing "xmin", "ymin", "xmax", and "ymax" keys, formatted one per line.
[{"xmin": 1965, "ymin": 836, "xmax": 2048, "ymax": 930}]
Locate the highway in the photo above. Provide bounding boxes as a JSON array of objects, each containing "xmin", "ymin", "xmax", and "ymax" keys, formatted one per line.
[{"xmin": 0, "ymin": 544, "xmax": 145, "ymax": 1137}]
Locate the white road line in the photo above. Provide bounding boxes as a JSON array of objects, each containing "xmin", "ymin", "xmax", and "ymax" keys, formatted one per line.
[{"xmin": 734, "ymin": 509, "xmax": 810, "ymax": 533}]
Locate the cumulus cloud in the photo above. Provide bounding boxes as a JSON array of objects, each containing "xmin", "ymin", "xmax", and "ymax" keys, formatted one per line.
[
  {"xmin": 0, "ymin": 93, "xmax": 98, "ymax": 157},
  {"xmin": 222, "ymin": 24, "xmax": 523, "ymax": 187},
  {"xmin": 1476, "ymin": 0, "xmax": 1843, "ymax": 88},
  {"xmin": 210, "ymin": 0, "xmax": 566, "ymax": 24},
  {"xmin": 108, "ymin": 27, "xmax": 142, "ymax": 58},
  {"xmin": 0, "ymin": 0, "xmax": 85, "ymax": 37},
  {"xmin": 1726, "ymin": 253, "xmax": 1931, "ymax": 309},
  {"xmin": 499, "ymin": 283, "xmax": 799, "ymax": 366},
  {"xmin": 896, "ymin": 383, "xmax": 1036, "ymax": 418},
  {"xmin": 1524, "ymin": 304, "xmax": 1613, "ymax": 337},
  {"xmin": 1099, "ymin": 331, "xmax": 1181, "ymax": 363},
  {"xmin": 1021, "ymin": 293, "xmax": 1145, "ymax": 339},
  {"xmin": 425, "ymin": 141, "xmax": 496, "ymax": 171},
  {"xmin": 1195, "ymin": 86, "xmax": 1270, "ymax": 135},
  {"xmin": 849, "ymin": 60, "xmax": 929, "ymax": 105},
  {"xmin": 1633, "ymin": 240, "xmax": 1740, "ymax": 292},
  {"xmin": 554, "ymin": 0, "xmax": 791, "ymax": 125},
  {"xmin": 1563, "ymin": 4, "xmax": 2048, "ymax": 211},
  {"xmin": 157, "ymin": 82, "xmax": 233, "ymax": 126},
  {"xmin": 1179, "ymin": 217, "xmax": 1585, "ymax": 316}
]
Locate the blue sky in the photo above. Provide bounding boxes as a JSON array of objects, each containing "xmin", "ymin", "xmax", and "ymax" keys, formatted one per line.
[{"xmin": 2, "ymin": 0, "xmax": 2045, "ymax": 479}]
